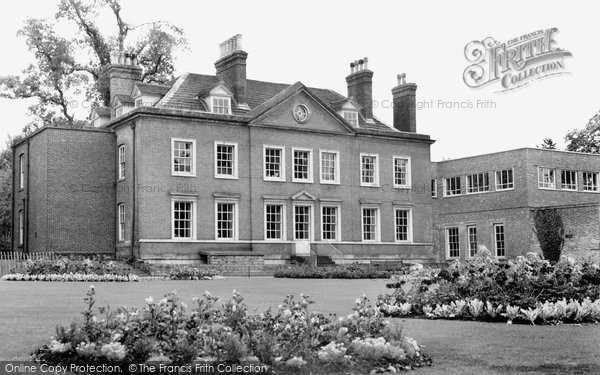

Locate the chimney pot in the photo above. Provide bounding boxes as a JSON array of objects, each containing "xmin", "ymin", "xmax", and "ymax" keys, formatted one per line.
[{"xmin": 364, "ymin": 57, "xmax": 369, "ymax": 70}]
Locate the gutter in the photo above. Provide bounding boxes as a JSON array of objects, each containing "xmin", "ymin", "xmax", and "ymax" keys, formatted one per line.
[{"xmin": 130, "ymin": 122, "xmax": 137, "ymax": 259}]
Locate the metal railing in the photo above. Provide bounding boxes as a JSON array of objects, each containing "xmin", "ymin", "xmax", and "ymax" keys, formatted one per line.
[{"xmin": 0, "ymin": 252, "xmax": 57, "ymax": 277}]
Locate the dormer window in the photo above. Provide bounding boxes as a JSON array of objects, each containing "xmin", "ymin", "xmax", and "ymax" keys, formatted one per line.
[
  {"xmin": 343, "ymin": 110, "xmax": 359, "ymax": 127},
  {"xmin": 212, "ymin": 97, "xmax": 231, "ymax": 114},
  {"xmin": 135, "ymin": 98, "xmax": 143, "ymax": 107}
]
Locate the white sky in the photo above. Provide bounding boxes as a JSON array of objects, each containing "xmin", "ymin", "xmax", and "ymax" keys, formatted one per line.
[{"xmin": 1, "ymin": 0, "xmax": 598, "ymax": 161}]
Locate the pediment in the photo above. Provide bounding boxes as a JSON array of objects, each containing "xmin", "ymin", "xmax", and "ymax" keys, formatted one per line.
[{"xmin": 291, "ymin": 190, "xmax": 317, "ymax": 201}]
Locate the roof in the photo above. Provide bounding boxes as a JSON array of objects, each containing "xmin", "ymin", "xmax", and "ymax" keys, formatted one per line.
[
  {"xmin": 135, "ymin": 83, "xmax": 171, "ymax": 96},
  {"xmin": 114, "ymin": 94, "xmax": 134, "ymax": 105},
  {"xmin": 91, "ymin": 107, "xmax": 110, "ymax": 118}
]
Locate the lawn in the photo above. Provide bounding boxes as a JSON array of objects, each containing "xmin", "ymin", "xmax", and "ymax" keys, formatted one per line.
[{"xmin": 1, "ymin": 279, "xmax": 600, "ymax": 374}]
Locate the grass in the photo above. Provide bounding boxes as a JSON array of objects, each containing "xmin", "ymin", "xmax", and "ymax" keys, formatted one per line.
[{"xmin": 1, "ymin": 279, "xmax": 600, "ymax": 374}]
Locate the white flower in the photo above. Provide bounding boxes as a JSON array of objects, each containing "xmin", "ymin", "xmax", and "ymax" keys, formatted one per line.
[
  {"xmin": 49, "ymin": 340, "xmax": 71, "ymax": 354},
  {"xmin": 76, "ymin": 342, "xmax": 97, "ymax": 356},
  {"xmin": 100, "ymin": 342, "xmax": 126, "ymax": 361},
  {"xmin": 145, "ymin": 296, "xmax": 154, "ymax": 304},
  {"xmin": 286, "ymin": 356, "xmax": 307, "ymax": 366}
]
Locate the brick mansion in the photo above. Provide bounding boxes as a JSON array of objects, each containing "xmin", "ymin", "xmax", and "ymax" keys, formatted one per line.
[{"xmin": 11, "ymin": 35, "xmax": 600, "ymax": 265}]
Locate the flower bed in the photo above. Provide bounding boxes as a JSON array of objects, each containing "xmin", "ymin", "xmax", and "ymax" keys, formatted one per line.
[
  {"xmin": 32, "ymin": 287, "xmax": 431, "ymax": 373},
  {"xmin": 377, "ymin": 250, "xmax": 600, "ymax": 325},
  {"xmin": 2, "ymin": 273, "xmax": 138, "ymax": 282},
  {"xmin": 10, "ymin": 257, "xmax": 134, "ymax": 276},
  {"xmin": 274, "ymin": 264, "xmax": 395, "ymax": 279},
  {"xmin": 168, "ymin": 266, "xmax": 222, "ymax": 280}
]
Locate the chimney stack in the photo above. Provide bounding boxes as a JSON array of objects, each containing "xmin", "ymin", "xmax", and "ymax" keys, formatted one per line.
[
  {"xmin": 107, "ymin": 51, "xmax": 142, "ymax": 108},
  {"xmin": 345, "ymin": 57, "xmax": 373, "ymax": 120},
  {"xmin": 392, "ymin": 73, "xmax": 417, "ymax": 133},
  {"xmin": 215, "ymin": 34, "xmax": 248, "ymax": 109}
]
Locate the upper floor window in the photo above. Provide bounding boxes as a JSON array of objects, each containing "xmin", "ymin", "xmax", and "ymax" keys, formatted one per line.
[
  {"xmin": 212, "ymin": 97, "xmax": 231, "ymax": 114},
  {"xmin": 264, "ymin": 145, "xmax": 285, "ymax": 181},
  {"xmin": 495, "ymin": 169, "xmax": 514, "ymax": 190},
  {"xmin": 431, "ymin": 179, "xmax": 438, "ymax": 198},
  {"xmin": 444, "ymin": 176, "xmax": 462, "ymax": 196},
  {"xmin": 292, "ymin": 148, "xmax": 313, "ymax": 183},
  {"xmin": 360, "ymin": 153, "xmax": 379, "ymax": 187},
  {"xmin": 118, "ymin": 145, "xmax": 125, "ymax": 180},
  {"xmin": 214, "ymin": 142, "xmax": 238, "ymax": 179},
  {"xmin": 115, "ymin": 106, "xmax": 123, "ymax": 117},
  {"xmin": 343, "ymin": 111, "xmax": 359, "ymax": 127},
  {"xmin": 172, "ymin": 138, "xmax": 196, "ymax": 176},
  {"xmin": 560, "ymin": 169, "xmax": 577, "ymax": 190},
  {"xmin": 135, "ymin": 98, "xmax": 143, "ymax": 107},
  {"xmin": 320, "ymin": 150, "xmax": 340, "ymax": 184},
  {"xmin": 538, "ymin": 167, "xmax": 555, "ymax": 189},
  {"xmin": 583, "ymin": 171, "xmax": 599, "ymax": 192},
  {"xmin": 393, "ymin": 156, "xmax": 411, "ymax": 188},
  {"xmin": 466, "ymin": 172, "xmax": 490, "ymax": 194},
  {"xmin": 19, "ymin": 154, "xmax": 24, "ymax": 189}
]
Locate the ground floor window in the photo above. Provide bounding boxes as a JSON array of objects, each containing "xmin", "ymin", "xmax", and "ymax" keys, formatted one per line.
[
  {"xmin": 467, "ymin": 225, "xmax": 477, "ymax": 257},
  {"xmin": 265, "ymin": 204, "xmax": 284, "ymax": 240},
  {"xmin": 18, "ymin": 210, "xmax": 23, "ymax": 246},
  {"xmin": 394, "ymin": 208, "xmax": 411, "ymax": 242},
  {"xmin": 446, "ymin": 227, "xmax": 460, "ymax": 258},
  {"xmin": 494, "ymin": 223, "xmax": 506, "ymax": 257},
  {"xmin": 216, "ymin": 201, "xmax": 237, "ymax": 240},
  {"xmin": 118, "ymin": 203, "xmax": 126, "ymax": 242},
  {"xmin": 173, "ymin": 200, "xmax": 194, "ymax": 239},
  {"xmin": 321, "ymin": 206, "xmax": 339, "ymax": 241},
  {"xmin": 294, "ymin": 205, "xmax": 312, "ymax": 240},
  {"xmin": 362, "ymin": 207, "xmax": 379, "ymax": 241}
]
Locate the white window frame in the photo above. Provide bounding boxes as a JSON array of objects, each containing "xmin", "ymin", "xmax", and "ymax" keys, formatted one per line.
[
  {"xmin": 445, "ymin": 226, "xmax": 460, "ymax": 259},
  {"xmin": 292, "ymin": 147, "xmax": 313, "ymax": 183},
  {"xmin": 360, "ymin": 153, "xmax": 380, "ymax": 187},
  {"xmin": 361, "ymin": 206, "xmax": 381, "ymax": 242},
  {"xmin": 560, "ymin": 169, "xmax": 578, "ymax": 191},
  {"xmin": 214, "ymin": 141, "xmax": 238, "ymax": 179},
  {"xmin": 171, "ymin": 138, "xmax": 196, "ymax": 177},
  {"xmin": 393, "ymin": 156, "xmax": 411, "ymax": 189},
  {"xmin": 293, "ymin": 203, "xmax": 314, "ymax": 241},
  {"xmin": 466, "ymin": 172, "xmax": 490, "ymax": 194},
  {"xmin": 582, "ymin": 171, "xmax": 599, "ymax": 192},
  {"xmin": 135, "ymin": 98, "xmax": 143, "ymax": 108},
  {"xmin": 495, "ymin": 168, "xmax": 514, "ymax": 191},
  {"xmin": 493, "ymin": 223, "xmax": 506, "ymax": 258},
  {"xmin": 263, "ymin": 145, "xmax": 286, "ymax": 182},
  {"xmin": 264, "ymin": 202, "xmax": 286, "ymax": 241},
  {"xmin": 466, "ymin": 225, "xmax": 477, "ymax": 258},
  {"xmin": 394, "ymin": 207, "xmax": 412, "ymax": 243},
  {"xmin": 431, "ymin": 179, "xmax": 438, "ymax": 198},
  {"xmin": 118, "ymin": 145, "xmax": 125, "ymax": 181},
  {"xmin": 443, "ymin": 176, "xmax": 462, "ymax": 197},
  {"xmin": 117, "ymin": 203, "xmax": 126, "ymax": 242},
  {"xmin": 319, "ymin": 150, "xmax": 340, "ymax": 185},
  {"xmin": 171, "ymin": 197, "xmax": 197, "ymax": 240},
  {"xmin": 342, "ymin": 110, "xmax": 359, "ymax": 127},
  {"xmin": 19, "ymin": 154, "xmax": 24, "ymax": 189},
  {"xmin": 211, "ymin": 96, "xmax": 231, "ymax": 114},
  {"xmin": 538, "ymin": 167, "xmax": 555, "ymax": 189},
  {"xmin": 115, "ymin": 106, "xmax": 123, "ymax": 117},
  {"xmin": 321, "ymin": 205, "xmax": 341, "ymax": 241},
  {"xmin": 18, "ymin": 210, "xmax": 24, "ymax": 246},
  {"xmin": 214, "ymin": 199, "xmax": 239, "ymax": 241}
]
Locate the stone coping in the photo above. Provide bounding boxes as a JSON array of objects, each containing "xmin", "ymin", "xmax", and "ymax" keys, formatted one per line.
[{"xmin": 199, "ymin": 250, "xmax": 265, "ymax": 257}]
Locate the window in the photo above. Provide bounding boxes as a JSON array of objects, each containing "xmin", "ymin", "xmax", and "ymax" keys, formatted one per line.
[
  {"xmin": 560, "ymin": 170, "xmax": 577, "ymax": 190},
  {"xmin": 212, "ymin": 97, "xmax": 231, "ymax": 114},
  {"xmin": 19, "ymin": 154, "xmax": 24, "ymax": 189},
  {"xmin": 466, "ymin": 172, "xmax": 490, "ymax": 193},
  {"xmin": 214, "ymin": 142, "xmax": 238, "ymax": 179},
  {"xmin": 538, "ymin": 167, "xmax": 555, "ymax": 189},
  {"xmin": 292, "ymin": 148, "xmax": 312, "ymax": 183},
  {"xmin": 494, "ymin": 224, "xmax": 506, "ymax": 257},
  {"xmin": 172, "ymin": 199, "xmax": 195, "ymax": 239},
  {"xmin": 118, "ymin": 145, "xmax": 125, "ymax": 180},
  {"xmin": 495, "ymin": 169, "xmax": 514, "ymax": 190},
  {"xmin": 321, "ymin": 206, "xmax": 340, "ymax": 241},
  {"xmin": 320, "ymin": 150, "xmax": 340, "ymax": 184},
  {"xmin": 172, "ymin": 139, "xmax": 196, "ymax": 176},
  {"xmin": 294, "ymin": 205, "xmax": 312, "ymax": 240},
  {"xmin": 216, "ymin": 201, "xmax": 237, "ymax": 240},
  {"xmin": 431, "ymin": 179, "xmax": 438, "ymax": 198},
  {"xmin": 467, "ymin": 225, "xmax": 477, "ymax": 257},
  {"xmin": 343, "ymin": 111, "xmax": 359, "ymax": 127},
  {"xmin": 444, "ymin": 177, "xmax": 462, "ymax": 196},
  {"xmin": 18, "ymin": 210, "xmax": 24, "ymax": 246},
  {"xmin": 118, "ymin": 203, "xmax": 126, "ymax": 242},
  {"xmin": 361, "ymin": 207, "xmax": 380, "ymax": 242},
  {"xmin": 583, "ymin": 172, "xmax": 599, "ymax": 192},
  {"xmin": 264, "ymin": 146, "xmax": 285, "ymax": 181},
  {"xmin": 265, "ymin": 204, "xmax": 285, "ymax": 240},
  {"xmin": 115, "ymin": 106, "xmax": 123, "ymax": 117},
  {"xmin": 393, "ymin": 156, "xmax": 411, "ymax": 188},
  {"xmin": 446, "ymin": 227, "xmax": 460, "ymax": 258},
  {"xmin": 135, "ymin": 98, "xmax": 143, "ymax": 107},
  {"xmin": 394, "ymin": 208, "xmax": 411, "ymax": 242},
  {"xmin": 360, "ymin": 153, "xmax": 379, "ymax": 186}
]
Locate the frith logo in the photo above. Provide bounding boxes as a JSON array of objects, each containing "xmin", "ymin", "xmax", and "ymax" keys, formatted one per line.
[{"xmin": 463, "ymin": 28, "xmax": 572, "ymax": 92}]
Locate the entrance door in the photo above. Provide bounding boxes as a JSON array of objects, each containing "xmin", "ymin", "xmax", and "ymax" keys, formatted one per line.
[{"xmin": 294, "ymin": 205, "xmax": 312, "ymax": 255}]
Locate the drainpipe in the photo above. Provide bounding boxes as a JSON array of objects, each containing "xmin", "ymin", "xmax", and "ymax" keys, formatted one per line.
[
  {"xmin": 10, "ymin": 145, "xmax": 15, "ymax": 253},
  {"xmin": 130, "ymin": 122, "xmax": 136, "ymax": 260},
  {"xmin": 25, "ymin": 139, "xmax": 30, "ymax": 254},
  {"xmin": 248, "ymin": 125, "xmax": 253, "ymax": 249}
]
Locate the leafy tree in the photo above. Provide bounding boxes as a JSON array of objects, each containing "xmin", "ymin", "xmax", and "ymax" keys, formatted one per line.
[
  {"xmin": 0, "ymin": 136, "xmax": 24, "ymax": 252},
  {"xmin": 539, "ymin": 138, "xmax": 557, "ymax": 150},
  {"xmin": 0, "ymin": 0, "xmax": 187, "ymax": 131},
  {"xmin": 533, "ymin": 208, "xmax": 564, "ymax": 263},
  {"xmin": 565, "ymin": 111, "xmax": 600, "ymax": 154}
]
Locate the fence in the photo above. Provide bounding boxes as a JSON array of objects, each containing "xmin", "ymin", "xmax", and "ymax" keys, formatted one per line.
[{"xmin": 0, "ymin": 252, "xmax": 57, "ymax": 277}]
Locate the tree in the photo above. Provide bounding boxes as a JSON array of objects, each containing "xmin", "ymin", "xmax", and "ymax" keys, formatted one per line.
[
  {"xmin": 539, "ymin": 138, "xmax": 557, "ymax": 150},
  {"xmin": 533, "ymin": 208, "xmax": 564, "ymax": 263},
  {"xmin": 0, "ymin": 0, "xmax": 187, "ymax": 131},
  {"xmin": 0, "ymin": 135, "xmax": 23, "ymax": 252},
  {"xmin": 564, "ymin": 110, "xmax": 600, "ymax": 154}
]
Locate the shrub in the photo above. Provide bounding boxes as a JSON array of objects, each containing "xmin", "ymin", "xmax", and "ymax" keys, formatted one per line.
[
  {"xmin": 10, "ymin": 257, "xmax": 133, "ymax": 277},
  {"xmin": 274, "ymin": 264, "xmax": 395, "ymax": 279},
  {"xmin": 533, "ymin": 208, "xmax": 564, "ymax": 263},
  {"xmin": 168, "ymin": 266, "xmax": 218, "ymax": 280}
]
